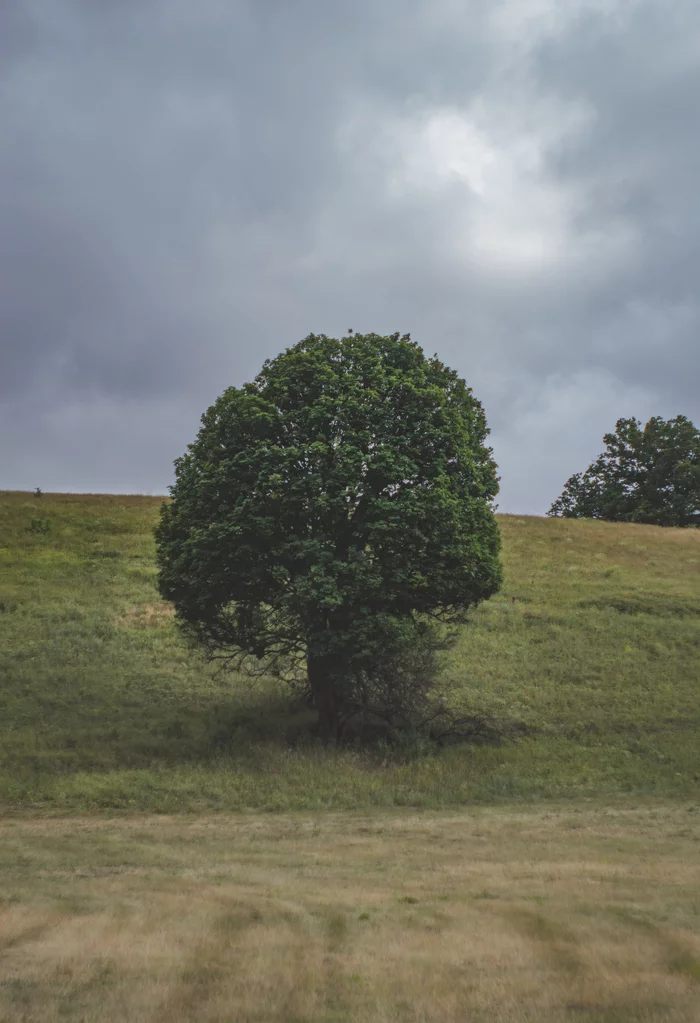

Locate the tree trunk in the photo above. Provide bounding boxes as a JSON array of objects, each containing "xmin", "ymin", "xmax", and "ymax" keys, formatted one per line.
[{"xmin": 307, "ymin": 650, "xmax": 340, "ymax": 743}]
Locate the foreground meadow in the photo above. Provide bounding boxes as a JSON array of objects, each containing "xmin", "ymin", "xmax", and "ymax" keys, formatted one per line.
[
  {"xmin": 1, "ymin": 805, "xmax": 700, "ymax": 1022},
  {"xmin": 1, "ymin": 493, "xmax": 699, "ymax": 1019},
  {"xmin": 0, "ymin": 490, "xmax": 699, "ymax": 810}
]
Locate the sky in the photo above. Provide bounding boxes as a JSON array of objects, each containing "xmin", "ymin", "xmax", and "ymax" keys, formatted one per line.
[{"xmin": 1, "ymin": 0, "xmax": 698, "ymax": 514}]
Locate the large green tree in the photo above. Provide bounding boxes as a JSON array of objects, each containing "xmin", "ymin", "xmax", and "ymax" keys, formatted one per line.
[
  {"xmin": 548, "ymin": 415, "xmax": 700, "ymax": 526},
  {"xmin": 156, "ymin": 332, "xmax": 502, "ymax": 739}
]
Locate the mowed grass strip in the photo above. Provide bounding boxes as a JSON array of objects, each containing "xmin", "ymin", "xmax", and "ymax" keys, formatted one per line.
[
  {"xmin": 0, "ymin": 490, "xmax": 699, "ymax": 811},
  {"xmin": 1, "ymin": 806, "xmax": 700, "ymax": 1022}
]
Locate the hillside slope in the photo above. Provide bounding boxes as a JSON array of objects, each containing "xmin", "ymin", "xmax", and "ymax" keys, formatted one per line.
[{"xmin": 0, "ymin": 490, "xmax": 698, "ymax": 811}]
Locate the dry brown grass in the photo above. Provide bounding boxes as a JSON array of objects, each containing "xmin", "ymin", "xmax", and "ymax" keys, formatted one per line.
[
  {"xmin": 1, "ymin": 804, "xmax": 699, "ymax": 1021},
  {"xmin": 117, "ymin": 602, "xmax": 175, "ymax": 628}
]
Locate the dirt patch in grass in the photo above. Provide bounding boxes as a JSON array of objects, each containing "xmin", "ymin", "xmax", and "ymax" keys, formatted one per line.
[{"xmin": 117, "ymin": 602, "xmax": 175, "ymax": 628}]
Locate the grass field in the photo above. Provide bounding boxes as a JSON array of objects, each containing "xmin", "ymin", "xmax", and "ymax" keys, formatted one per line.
[
  {"xmin": 0, "ymin": 490, "xmax": 699, "ymax": 811},
  {"xmin": 2, "ymin": 805, "xmax": 700, "ymax": 1022},
  {"xmin": 1, "ymin": 491, "xmax": 699, "ymax": 1020}
]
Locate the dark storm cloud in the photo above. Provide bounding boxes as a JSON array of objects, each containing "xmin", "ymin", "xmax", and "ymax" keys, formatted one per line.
[
  {"xmin": 1, "ymin": 0, "xmax": 698, "ymax": 509},
  {"xmin": 527, "ymin": 0, "xmax": 700, "ymax": 402}
]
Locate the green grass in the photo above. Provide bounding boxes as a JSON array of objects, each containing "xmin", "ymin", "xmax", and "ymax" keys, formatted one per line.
[{"xmin": 1, "ymin": 490, "xmax": 699, "ymax": 812}]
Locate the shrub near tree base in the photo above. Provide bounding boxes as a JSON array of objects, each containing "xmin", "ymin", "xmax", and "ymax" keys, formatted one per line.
[
  {"xmin": 156, "ymin": 332, "xmax": 502, "ymax": 740},
  {"xmin": 549, "ymin": 415, "xmax": 700, "ymax": 527}
]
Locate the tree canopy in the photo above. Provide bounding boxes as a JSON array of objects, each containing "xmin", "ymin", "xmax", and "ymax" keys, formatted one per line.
[
  {"xmin": 548, "ymin": 415, "xmax": 700, "ymax": 526},
  {"xmin": 155, "ymin": 332, "xmax": 502, "ymax": 739}
]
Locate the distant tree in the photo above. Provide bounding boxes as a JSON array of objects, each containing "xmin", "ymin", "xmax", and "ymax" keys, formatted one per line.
[
  {"xmin": 548, "ymin": 416, "xmax": 700, "ymax": 526},
  {"xmin": 155, "ymin": 332, "xmax": 502, "ymax": 740}
]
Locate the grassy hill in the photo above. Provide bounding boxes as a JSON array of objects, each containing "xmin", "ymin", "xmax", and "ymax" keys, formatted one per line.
[{"xmin": 1, "ymin": 490, "xmax": 698, "ymax": 812}]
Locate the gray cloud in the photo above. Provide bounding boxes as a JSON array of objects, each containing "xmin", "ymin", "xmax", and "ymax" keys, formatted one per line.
[{"xmin": 1, "ymin": 0, "xmax": 698, "ymax": 512}]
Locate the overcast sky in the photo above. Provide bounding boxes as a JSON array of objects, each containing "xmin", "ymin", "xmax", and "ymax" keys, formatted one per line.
[{"xmin": 1, "ymin": 0, "xmax": 698, "ymax": 513}]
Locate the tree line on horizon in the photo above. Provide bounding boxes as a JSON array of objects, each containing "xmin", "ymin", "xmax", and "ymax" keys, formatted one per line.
[{"xmin": 548, "ymin": 414, "xmax": 700, "ymax": 527}]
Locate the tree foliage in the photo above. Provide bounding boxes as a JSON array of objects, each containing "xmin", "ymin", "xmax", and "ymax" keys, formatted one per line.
[
  {"xmin": 548, "ymin": 416, "xmax": 700, "ymax": 526},
  {"xmin": 156, "ymin": 332, "xmax": 502, "ymax": 739}
]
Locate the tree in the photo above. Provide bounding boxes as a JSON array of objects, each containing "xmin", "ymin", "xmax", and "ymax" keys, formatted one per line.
[
  {"xmin": 156, "ymin": 332, "xmax": 502, "ymax": 739},
  {"xmin": 548, "ymin": 416, "xmax": 700, "ymax": 526}
]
